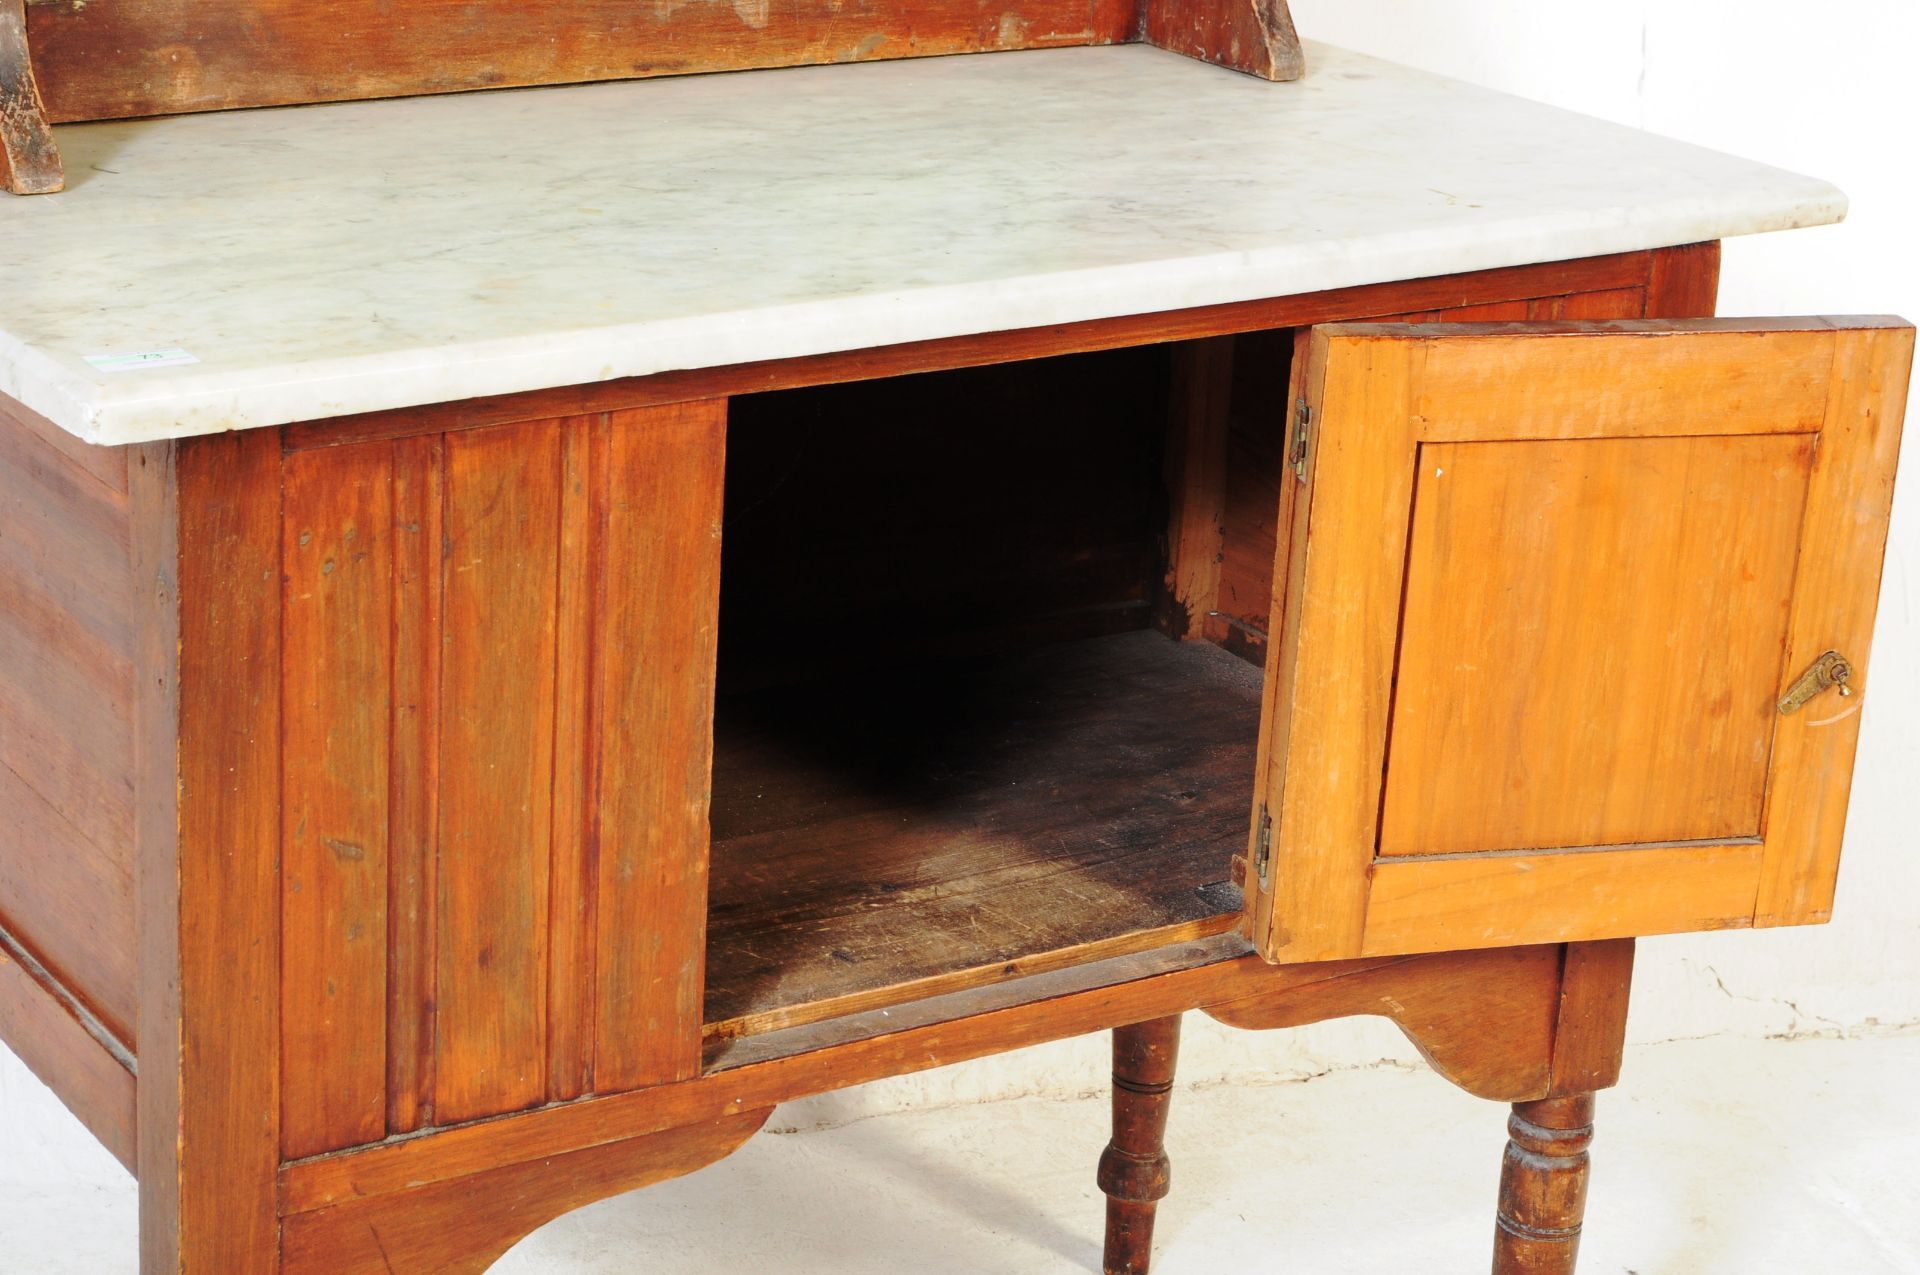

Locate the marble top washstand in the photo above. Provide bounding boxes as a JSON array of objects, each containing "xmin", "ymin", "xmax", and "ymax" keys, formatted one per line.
[{"xmin": 0, "ymin": 42, "xmax": 1845, "ymax": 445}]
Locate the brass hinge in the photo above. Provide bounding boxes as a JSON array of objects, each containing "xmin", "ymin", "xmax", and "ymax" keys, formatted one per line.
[
  {"xmin": 1289, "ymin": 398, "xmax": 1311, "ymax": 482},
  {"xmin": 1253, "ymin": 807, "xmax": 1274, "ymax": 888}
]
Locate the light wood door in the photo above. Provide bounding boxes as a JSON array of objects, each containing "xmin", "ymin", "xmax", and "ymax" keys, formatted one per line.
[{"xmin": 1246, "ymin": 317, "xmax": 1912, "ymax": 962}]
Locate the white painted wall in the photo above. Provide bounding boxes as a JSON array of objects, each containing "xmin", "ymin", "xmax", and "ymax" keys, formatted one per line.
[{"xmin": 4, "ymin": 0, "xmax": 1916, "ymax": 1196}]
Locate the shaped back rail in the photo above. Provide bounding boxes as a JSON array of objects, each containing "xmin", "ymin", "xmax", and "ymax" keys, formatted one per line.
[{"xmin": 1, "ymin": 0, "xmax": 1302, "ymax": 195}]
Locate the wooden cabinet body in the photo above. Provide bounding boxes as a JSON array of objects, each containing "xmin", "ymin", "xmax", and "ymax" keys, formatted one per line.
[{"xmin": 0, "ymin": 243, "xmax": 1910, "ymax": 1273}]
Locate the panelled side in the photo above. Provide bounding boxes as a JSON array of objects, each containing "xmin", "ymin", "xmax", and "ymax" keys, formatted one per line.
[
  {"xmin": 0, "ymin": 398, "xmax": 139, "ymax": 1073},
  {"xmin": 279, "ymin": 402, "xmax": 725, "ymax": 1156}
]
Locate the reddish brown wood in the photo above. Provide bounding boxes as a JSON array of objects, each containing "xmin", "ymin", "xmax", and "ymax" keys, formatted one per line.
[
  {"xmin": 0, "ymin": 932, "xmax": 134, "ymax": 1170},
  {"xmin": 1555, "ymin": 286, "xmax": 1646, "ymax": 318},
  {"xmin": 263, "ymin": 404, "xmax": 731, "ymax": 1151},
  {"xmin": 1492, "ymin": 1094, "xmax": 1596, "ymax": 1275},
  {"xmin": 0, "ymin": 405, "xmax": 137, "ymax": 1046},
  {"xmin": 1496, "ymin": 941, "xmax": 1632, "ymax": 1270},
  {"xmin": 1207, "ymin": 326, "xmax": 1297, "ymax": 665},
  {"xmin": 28, "ymin": 0, "xmax": 1133, "ymax": 125},
  {"xmin": 133, "ymin": 430, "xmax": 284, "ymax": 1272},
  {"xmin": 1644, "ymin": 241, "xmax": 1723, "ymax": 318},
  {"xmin": 1549, "ymin": 940, "xmax": 1635, "ymax": 1097},
  {"xmin": 1099, "ymin": 1014, "xmax": 1182, "ymax": 1275},
  {"xmin": 284, "ymin": 943, "xmax": 1571, "ymax": 1213},
  {"xmin": 0, "ymin": 392, "xmax": 128, "ymax": 490},
  {"xmin": 589, "ymin": 401, "xmax": 727, "ymax": 1091},
  {"xmin": 0, "ymin": 394, "xmax": 141, "ymax": 1173},
  {"xmin": 1206, "ymin": 944, "xmax": 1561, "ymax": 1100},
  {"xmin": 283, "ymin": 252, "xmax": 1662, "ymax": 453},
  {"xmin": 0, "ymin": 0, "xmax": 61, "ymax": 194},
  {"xmin": 545, "ymin": 418, "xmax": 600, "ymax": 1103},
  {"xmin": 281, "ymin": 1110, "xmax": 769, "ymax": 1275},
  {"xmin": 281, "ymin": 441, "xmax": 395, "ymax": 1157},
  {"xmin": 1141, "ymin": 0, "xmax": 1304, "ymax": 81},
  {"xmin": 385, "ymin": 433, "xmax": 444, "ymax": 1135},
  {"xmin": 1158, "ymin": 337, "xmax": 1235, "ymax": 640},
  {"xmin": 435, "ymin": 419, "xmax": 564, "ymax": 1125}
]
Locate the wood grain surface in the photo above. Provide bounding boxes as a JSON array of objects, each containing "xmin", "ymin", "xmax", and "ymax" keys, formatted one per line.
[
  {"xmin": 134, "ymin": 430, "xmax": 285, "ymax": 1273},
  {"xmin": 282, "ymin": 442, "xmax": 396, "ymax": 1156},
  {"xmin": 0, "ymin": 401, "xmax": 137, "ymax": 1045},
  {"xmin": 1251, "ymin": 316, "xmax": 1911, "ymax": 962},
  {"xmin": 275, "ymin": 403, "xmax": 726, "ymax": 1155},
  {"xmin": 1753, "ymin": 322, "xmax": 1914, "ymax": 925},
  {"xmin": 1381, "ymin": 432, "xmax": 1813, "ymax": 856},
  {"xmin": 27, "ymin": 0, "xmax": 1135, "ymax": 123}
]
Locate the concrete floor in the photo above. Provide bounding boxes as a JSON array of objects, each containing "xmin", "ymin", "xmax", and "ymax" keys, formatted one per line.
[{"xmin": 4, "ymin": 1032, "xmax": 1917, "ymax": 1273}]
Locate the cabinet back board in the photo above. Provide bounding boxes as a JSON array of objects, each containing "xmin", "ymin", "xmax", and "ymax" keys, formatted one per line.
[
  {"xmin": 2, "ymin": 0, "xmax": 1299, "ymax": 193},
  {"xmin": 1250, "ymin": 317, "xmax": 1914, "ymax": 963}
]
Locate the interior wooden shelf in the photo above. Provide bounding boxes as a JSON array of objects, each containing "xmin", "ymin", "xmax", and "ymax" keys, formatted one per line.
[{"xmin": 704, "ymin": 629, "xmax": 1259, "ymax": 1041}]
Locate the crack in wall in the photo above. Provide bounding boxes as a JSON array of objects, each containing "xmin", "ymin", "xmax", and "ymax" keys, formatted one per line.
[{"xmin": 764, "ymin": 1022, "xmax": 1920, "ymax": 1136}]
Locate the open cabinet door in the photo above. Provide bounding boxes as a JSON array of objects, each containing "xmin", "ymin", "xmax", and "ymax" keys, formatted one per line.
[{"xmin": 1247, "ymin": 317, "xmax": 1912, "ymax": 963}]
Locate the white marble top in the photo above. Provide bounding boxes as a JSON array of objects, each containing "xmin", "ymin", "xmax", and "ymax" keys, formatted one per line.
[{"xmin": 0, "ymin": 43, "xmax": 1845, "ymax": 446}]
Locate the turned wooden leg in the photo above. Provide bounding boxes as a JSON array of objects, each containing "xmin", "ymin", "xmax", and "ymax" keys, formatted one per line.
[
  {"xmin": 1099, "ymin": 1014, "xmax": 1182, "ymax": 1275},
  {"xmin": 1492, "ymin": 1093, "xmax": 1596, "ymax": 1275}
]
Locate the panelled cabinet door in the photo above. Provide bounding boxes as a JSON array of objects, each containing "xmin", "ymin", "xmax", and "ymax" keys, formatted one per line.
[{"xmin": 1246, "ymin": 317, "xmax": 1912, "ymax": 963}]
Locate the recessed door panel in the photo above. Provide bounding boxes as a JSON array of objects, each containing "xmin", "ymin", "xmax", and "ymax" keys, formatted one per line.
[{"xmin": 1380, "ymin": 432, "xmax": 1814, "ymax": 858}]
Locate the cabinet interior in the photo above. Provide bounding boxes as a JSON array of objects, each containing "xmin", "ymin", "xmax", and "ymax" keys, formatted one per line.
[{"xmin": 705, "ymin": 336, "xmax": 1294, "ymax": 1046}]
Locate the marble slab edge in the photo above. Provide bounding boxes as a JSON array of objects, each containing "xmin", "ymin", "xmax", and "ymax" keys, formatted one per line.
[{"xmin": 8, "ymin": 190, "xmax": 1845, "ymax": 448}]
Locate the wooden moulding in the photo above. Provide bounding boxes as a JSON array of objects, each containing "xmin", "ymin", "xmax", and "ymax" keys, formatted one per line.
[
  {"xmin": 20, "ymin": 0, "xmax": 1291, "ymax": 132},
  {"xmin": 4, "ymin": 0, "xmax": 1299, "ymax": 196},
  {"xmin": 279, "ymin": 1110, "xmax": 770, "ymax": 1275},
  {"xmin": 269, "ymin": 940, "xmax": 1615, "ymax": 1271},
  {"xmin": 282, "ymin": 942, "xmax": 1575, "ymax": 1217},
  {"xmin": 133, "ymin": 430, "xmax": 287, "ymax": 1272},
  {"xmin": 0, "ymin": 0, "xmax": 61, "ymax": 193}
]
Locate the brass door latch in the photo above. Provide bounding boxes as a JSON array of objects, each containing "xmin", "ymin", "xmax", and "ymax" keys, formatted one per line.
[{"xmin": 1778, "ymin": 650, "xmax": 1854, "ymax": 715}]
